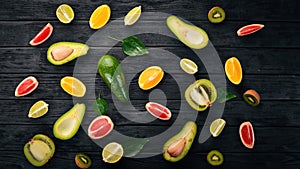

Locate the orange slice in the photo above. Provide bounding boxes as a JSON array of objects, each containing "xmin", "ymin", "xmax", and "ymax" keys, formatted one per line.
[
  {"xmin": 225, "ymin": 57, "xmax": 242, "ymax": 85},
  {"xmin": 89, "ymin": 4, "xmax": 111, "ymax": 29},
  {"xmin": 60, "ymin": 76, "xmax": 86, "ymax": 97},
  {"xmin": 138, "ymin": 66, "xmax": 164, "ymax": 90}
]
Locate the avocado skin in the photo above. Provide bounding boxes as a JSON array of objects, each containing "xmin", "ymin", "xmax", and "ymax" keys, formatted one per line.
[
  {"xmin": 47, "ymin": 42, "xmax": 89, "ymax": 65},
  {"xmin": 98, "ymin": 55, "xmax": 129, "ymax": 102},
  {"xmin": 163, "ymin": 121, "xmax": 197, "ymax": 162}
]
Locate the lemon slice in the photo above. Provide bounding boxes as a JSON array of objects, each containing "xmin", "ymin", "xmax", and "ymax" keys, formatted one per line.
[
  {"xmin": 56, "ymin": 4, "xmax": 74, "ymax": 24},
  {"xmin": 180, "ymin": 58, "xmax": 198, "ymax": 74},
  {"xmin": 60, "ymin": 76, "xmax": 86, "ymax": 97},
  {"xmin": 124, "ymin": 6, "xmax": 142, "ymax": 25},
  {"xmin": 210, "ymin": 118, "xmax": 226, "ymax": 137},
  {"xmin": 28, "ymin": 100, "xmax": 49, "ymax": 118},
  {"xmin": 102, "ymin": 142, "xmax": 123, "ymax": 163}
]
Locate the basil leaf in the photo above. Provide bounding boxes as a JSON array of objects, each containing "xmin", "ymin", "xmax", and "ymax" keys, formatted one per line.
[
  {"xmin": 121, "ymin": 138, "xmax": 149, "ymax": 157},
  {"xmin": 217, "ymin": 88, "xmax": 236, "ymax": 103},
  {"xmin": 122, "ymin": 36, "xmax": 149, "ymax": 56},
  {"xmin": 93, "ymin": 95, "xmax": 108, "ymax": 116}
]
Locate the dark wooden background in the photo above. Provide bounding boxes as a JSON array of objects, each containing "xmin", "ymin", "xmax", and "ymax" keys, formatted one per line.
[{"xmin": 0, "ymin": 0, "xmax": 299, "ymax": 168}]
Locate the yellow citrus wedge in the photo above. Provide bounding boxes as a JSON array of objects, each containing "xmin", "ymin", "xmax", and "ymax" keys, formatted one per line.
[
  {"xmin": 138, "ymin": 66, "xmax": 164, "ymax": 90},
  {"xmin": 89, "ymin": 4, "xmax": 111, "ymax": 29},
  {"xmin": 56, "ymin": 4, "xmax": 74, "ymax": 24},
  {"xmin": 225, "ymin": 57, "xmax": 243, "ymax": 85},
  {"xmin": 60, "ymin": 76, "xmax": 86, "ymax": 97},
  {"xmin": 102, "ymin": 142, "xmax": 123, "ymax": 163},
  {"xmin": 28, "ymin": 100, "xmax": 49, "ymax": 118},
  {"xmin": 210, "ymin": 118, "xmax": 226, "ymax": 137},
  {"xmin": 180, "ymin": 58, "xmax": 198, "ymax": 74},
  {"xmin": 124, "ymin": 6, "xmax": 142, "ymax": 25}
]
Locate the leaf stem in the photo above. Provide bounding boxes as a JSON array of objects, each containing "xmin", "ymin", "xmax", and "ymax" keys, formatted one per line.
[{"xmin": 107, "ymin": 36, "xmax": 121, "ymax": 42}]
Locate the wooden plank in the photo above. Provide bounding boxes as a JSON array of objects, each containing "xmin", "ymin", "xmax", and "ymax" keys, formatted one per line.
[
  {"xmin": 0, "ymin": 151, "xmax": 298, "ymax": 169},
  {"xmin": 0, "ymin": 0, "xmax": 298, "ymax": 21},
  {"xmin": 0, "ymin": 21, "xmax": 299, "ymax": 48},
  {"xmin": 1, "ymin": 74, "xmax": 299, "ymax": 100},
  {"xmin": 0, "ymin": 100, "xmax": 299, "ymax": 127},
  {"xmin": 0, "ymin": 47, "xmax": 299, "ymax": 75}
]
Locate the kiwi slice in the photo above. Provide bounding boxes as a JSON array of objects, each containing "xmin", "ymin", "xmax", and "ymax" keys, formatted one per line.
[
  {"xmin": 75, "ymin": 153, "xmax": 92, "ymax": 169},
  {"xmin": 208, "ymin": 7, "xmax": 226, "ymax": 23},
  {"xmin": 207, "ymin": 150, "xmax": 224, "ymax": 166},
  {"xmin": 243, "ymin": 89, "xmax": 260, "ymax": 106}
]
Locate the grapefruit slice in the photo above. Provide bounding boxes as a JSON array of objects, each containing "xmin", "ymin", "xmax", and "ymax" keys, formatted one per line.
[
  {"xmin": 88, "ymin": 116, "xmax": 114, "ymax": 139},
  {"xmin": 89, "ymin": 4, "xmax": 111, "ymax": 29},
  {"xmin": 29, "ymin": 23, "xmax": 53, "ymax": 46},
  {"xmin": 138, "ymin": 66, "xmax": 164, "ymax": 90},
  {"xmin": 145, "ymin": 102, "xmax": 172, "ymax": 120},
  {"xmin": 237, "ymin": 24, "xmax": 264, "ymax": 36},
  {"xmin": 225, "ymin": 57, "xmax": 242, "ymax": 85},
  {"xmin": 239, "ymin": 121, "xmax": 255, "ymax": 149},
  {"xmin": 15, "ymin": 76, "xmax": 39, "ymax": 97}
]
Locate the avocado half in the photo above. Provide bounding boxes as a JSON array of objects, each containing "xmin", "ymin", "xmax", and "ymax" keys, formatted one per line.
[
  {"xmin": 167, "ymin": 15, "xmax": 209, "ymax": 49},
  {"xmin": 47, "ymin": 42, "xmax": 89, "ymax": 65}
]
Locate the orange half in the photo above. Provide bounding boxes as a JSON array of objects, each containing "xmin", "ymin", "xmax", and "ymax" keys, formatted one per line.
[
  {"xmin": 89, "ymin": 4, "xmax": 111, "ymax": 29},
  {"xmin": 138, "ymin": 66, "xmax": 164, "ymax": 90},
  {"xmin": 225, "ymin": 57, "xmax": 242, "ymax": 85},
  {"xmin": 60, "ymin": 76, "xmax": 86, "ymax": 97}
]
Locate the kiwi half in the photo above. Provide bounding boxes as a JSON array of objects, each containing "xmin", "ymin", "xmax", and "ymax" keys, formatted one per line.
[
  {"xmin": 207, "ymin": 150, "xmax": 224, "ymax": 166},
  {"xmin": 208, "ymin": 7, "xmax": 226, "ymax": 23}
]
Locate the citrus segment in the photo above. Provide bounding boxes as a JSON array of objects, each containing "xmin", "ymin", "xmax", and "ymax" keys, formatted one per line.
[
  {"xmin": 60, "ymin": 76, "xmax": 86, "ymax": 97},
  {"xmin": 102, "ymin": 142, "xmax": 123, "ymax": 163},
  {"xmin": 225, "ymin": 57, "xmax": 242, "ymax": 85},
  {"xmin": 29, "ymin": 23, "xmax": 53, "ymax": 46},
  {"xmin": 88, "ymin": 116, "xmax": 114, "ymax": 139},
  {"xmin": 239, "ymin": 121, "xmax": 255, "ymax": 149},
  {"xmin": 28, "ymin": 100, "xmax": 49, "ymax": 118},
  {"xmin": 237, "ymin": 24, "xmax": 264, "ymax": 36},
  {"xmin": 89, "ymin": 4, "xmax": 111, "ymax": 29},
  {"xmin": 124, "ymin": 6, "xmax": 142, "ymax": 25},
  {"xmin": 145, "ymin": 102, "xmax": 172, "ymax": 120},
  {"xmin": 138, "ymin": 66, "xmax": 164, "ymax": 90},
  {"xmin": 210, "ymin": 118, "xmax": 226, "ymax": 137},
  {"xmin": 180, "ymin": 58, "xmax": 198, "ymax": 74},
  {"xmin": 15, "ymin": 76, "xmax": 39, "ymax": 97},
  {"xmin": 56, "ymin": 4, "xmax": 74, "ymax": 24}
]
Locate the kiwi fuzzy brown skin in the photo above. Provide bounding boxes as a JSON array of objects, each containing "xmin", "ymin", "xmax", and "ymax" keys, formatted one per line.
[
  {"xmin": 208, "ymin": 6, "xmax": 226, "ymax": 23},
  {"xmin": 243, "ymin": 89, "xmax": 260, "ymax": 106},
  {"xmin": 75, "ymin": 153, "xmax": 92, "ymax": 169}
]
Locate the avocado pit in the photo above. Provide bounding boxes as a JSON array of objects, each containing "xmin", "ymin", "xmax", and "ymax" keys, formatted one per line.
[
  {"xmin": 51, "ymin": 46, "xmax": 74, "ymax": 61},
  {"xmin": 167, "ymin": 138, "xmax": 186, "ymax": 157}
]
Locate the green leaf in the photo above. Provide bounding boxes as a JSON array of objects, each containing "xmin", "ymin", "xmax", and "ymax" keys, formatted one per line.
[
  {"xmin": 217, "ymin": 88, "xmax": 237, "ymax": 103},
  {"xmin": 121, "ymin": 36, "xmax": 149, "ymax": 56},
  {"xmin": 93, "ymin": 94, "xmax": 108, "ymax": 116},
  {"xmin": 121, "ymin": 138, "xmax": 149, "ymax": 157}
]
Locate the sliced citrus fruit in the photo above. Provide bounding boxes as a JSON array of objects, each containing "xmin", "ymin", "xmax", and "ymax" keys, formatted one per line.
[
  {"xmin": 102, "ymin": 142, "xmax": 123, "ymax": 163},
  {"xmin": 124, "ymin": 6, "xmax": 142, "ymax": 25},
  {"xmin": 243, "ymin": 89, "xmax": 260, "ymax": 106},
  {"xmin": 28, "ymin": 100, "xmax": 49, "ymax": 118},
  {"xmin": 15, "ymin": 76, "xmax": 39, "ymax": 97},
  {"xmin": 225, "ymin": 57, "xmax": 242, "ymax": 85},
  {"xmin": 138, "ymin": 66, "xmax": 164, "ymax": 90},
  {"xmin": 60, "ymin": 76, "xmax": 86, "ymax": 97},
  {"xmin": 56, "ymin": 4, "xmax": 75, "ymax": 24},
  {"xmin": 239, "ymin": 121, "xmax": 255, "ymax": 149},
  {"xmin": 89, "ymin": 4, "xmax": 111, "ymax": 29},
  {"xmin": 88, "ymin": 116, "xmax": 114, "ymax": 139},
  {"xmin": 145, "ymin": 102, "xmax": 172, "ymax": 120},
  {"xmin": 29, "ymin": 23, "xmax": 53, "ymax": 46},
  {"xmin": 237, "ymin": 24, "xmax": 264, "ymax": 36},
  {"xmin": 180, "ymin": 58, "xmax": 198, "ymax": 74},
  {"xmin": 210, "ymin": 118, "xmax": 226, "ymax": 137}
]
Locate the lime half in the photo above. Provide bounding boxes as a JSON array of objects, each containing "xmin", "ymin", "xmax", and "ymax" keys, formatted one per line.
[
  {"xmin": 28, "ymin": 100, "xmax": 49, "ymax": 118},
  {"xmin": 210, "ymin": 118, "xmax": 226, "ymax": 137},
  {"xmin": 102, "ymin": 142, "xmax": 123, "ymax": 163},
  {"xmin": 56, "ymin": 4, "xmax": 74, "ymax": 24}
]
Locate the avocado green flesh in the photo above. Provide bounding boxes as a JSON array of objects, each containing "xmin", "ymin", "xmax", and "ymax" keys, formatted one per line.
[
  {"xmin": 47, "ymin": 42, "xmax": 89, "ymax": 65},
  {"xmin": 167, "ymin": 16, "xmax": 209, "ymax": 49},
  {"xmin": 163, "ymin": 121, "xmax": 197, "ymax": 162},
  {"xmin": 53, "ymin": 103, "xmax": 86, "ymax": 140},
  {"xmin": 98, "ymin": 55, "xmax": 129, "ymax": 102}
]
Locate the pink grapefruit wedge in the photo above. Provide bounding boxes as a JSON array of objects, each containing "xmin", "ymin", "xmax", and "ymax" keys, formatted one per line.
[
  {"xmin": 145, "ymin": 102, "xmax": 172, "ymax": 120},
  {"xmin": 29, "ymin": 23, "xmax": 53, "ymax": 46},
  {"xmin": 239, "ymin": 121, "xmax": 255, "ymax": 149},
  {"xmin": 237, "ymin": 24, "xmax": 264, "ymax": 36},
  {"xmin": 88, "ymin": 116, "xmax": 114, "ymax": 139},
  {"xmin": 15, "ymin": 76, "xmax": 39, "ymax": 97}
]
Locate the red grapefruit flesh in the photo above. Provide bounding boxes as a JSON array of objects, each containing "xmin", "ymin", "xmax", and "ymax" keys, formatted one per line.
[
  {"xmin": 145, "ymin": 102, "xmax": 172, "ymax": 120},
  {"xmin": 88, "ymin": 116, "xmax": 114, "ymax": 139},
  {"xmin": 237, "ymin": 24, "xmax": 264, "ymax": 36},
  {"xmin": 29, "ymin": 23, "xmax": 53, "ymax": 46},
  {"xmin": 239, "ymin": 121, "xmax": 255, "ymax": 149},
  {"xmin": 15, "ymin": 76, "xmax": 39, "ymax": 97}
]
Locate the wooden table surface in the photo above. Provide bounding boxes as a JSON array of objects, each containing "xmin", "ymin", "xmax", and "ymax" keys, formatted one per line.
[{"xmin": 0, "ymin": 0, "xmax": 299, "ymax": 169}]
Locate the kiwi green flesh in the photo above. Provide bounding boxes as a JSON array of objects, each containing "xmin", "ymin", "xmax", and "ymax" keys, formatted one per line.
[
  {"xmin": 208, "ymin": 7, "xmax": 225, "ymax": 23},
  {"xmin": 243, "ymin": 94, "xmax": 259, "ymax": 106},
  {"xmin": 207, "ymin": 150, "xmax": 223, "ymax": 166},
  {"xmin": 75, "ymin": 153, "xmax": 92, "ymax": 168}
]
